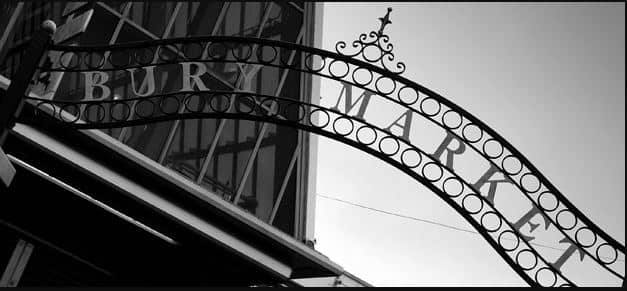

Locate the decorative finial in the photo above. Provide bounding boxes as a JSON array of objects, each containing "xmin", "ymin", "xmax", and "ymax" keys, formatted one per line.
[
  {"xmin": 334, "ymin": 6, "xmax": 405, "ymax": 75},
  {"xmin": 377, "ymin": 7, "xmax": 392, "ymax": 36},
  {"xmin": 41, "ymin": 20, "xmax": 57, "ymax": 35}
]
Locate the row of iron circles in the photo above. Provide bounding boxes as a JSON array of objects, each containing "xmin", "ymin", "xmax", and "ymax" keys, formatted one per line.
[
  {"xmin": 328, "ymin": 59, "xmax": 351, "ymax": 79},
  {"xmin": 528, "ymin": 247, "xmax": 573, "ymax": 287},
  {"xmin": 433, "ymin": 164, "xmax": 559, "ymax": 286},
  {"xmin": 172, "ymin": 92, "xmax": 270, "ymax": 117},
  {"xmin": 513, "ymin": 168, "xmax": 616, "ymax": 265},
  {"xmin": 421, "ymin": 97, "xmax": 546, "ymax": 209},
  {"xmin": 154, "ymin": 42, "xmax": 229, "ymax": 64},
  {"xmin": 49, "ymin": 101, "xmax": 108, "ymax": 124},
  {"xmin": 205, "ymin": 94, "xmax": 306, "ymax": 120},
  {"xmin": 33, "ymin": 100, "xmax": 63, "ymax": 122},
  {"xmin": 58, "ymin": 103, "xmax": 82, "ymax": 123},
  {"xmin": 422, "ymin": 144, "xmax": 562, "ymax": 287},
  {"xmin": 306, "ymin": 105, "xmax": 430, "ymax": 172},
  {"xmin": 431, "ymin": 106, "xmax": 564, "ymax": 253},
  {"xmin": 425, "ymin": 100, "xmax": 613, "ymax": 270},
  {"xmin": 231, "ymin": 95, "xmax": 290, "ymax": 119},
  {"xmin": 485, "ymin": 210, "xmax": 560, "ymax": 287},
  {"xmin": 503, "ymin": 162, "xmax": 618, "ymax": 265},
  {"xmin": 304, "ymin": 52, "xmax": 326, "ymax": 73},
  {"xmin": 516, "ymin": 171, "xmax": 621, "ymax": 266},
  {"xmin": 424, "ymin": 103, "xmax": 540, "ymax": 193},
  {"xmin": 404, "ymin": 144, "xmax": 490, "ymax": 224},
  {"xmin": 558, "ymin": 209, "xmax": 620, "ymax": 266},
  {"xmin": 45, "ymin": 94, "xmax": 291, "ymax": 125},
  {"xmin": 94, "ymin": 94, "xmax": 313, "ymax": 125},
  {"xmin": 214, "ymin": 42, "xmax": 295, "ymax": 67},
  {"xmin": 256, "ymin": 44, "xmax": 279, "ymax": 64},
  {"xmin": 105, "ymin": 94, "xmax": 232, "ymax": 123},
  {"xmin": 478, "ymin": 208, "xmax": 560, "ymax": 287},
  {"xmin": 419, "ymin": 105, "xmax": 485, "ymax": 145},
  {"xmin": 444, "ymin": 172, "xmax": 563, "ymax": 286},
  {"xmin": 56, "ymin": 48, "xmax": 151, "ymax": 70},
  {"xmin": 469, "ymin": 194, "xmax": 560, "ymax": 286},
  {"xmin": 56, "ymin": 97, "xmax": 177, "ymax": 124},
  {"xmin": 313, "ymin": 56, "xmax": 403, "ymax": 103},
  {"xmin": 443, "ymin": 177, "xmax": 488, "ymax": 217},
  {"xmin": 58, "ymin": 41, "xmax": 269, "ymax": 70},
  {"xmin": 36, "ymin": 101, "xmax": 89, "ymax": 124},
  {"xmin": 182, "ymin": 93, "xmax": 234, "ymax": 115},
  {"xmin": 156, "ymin": 41, "xmax": 241, "ymax": 63},
  {"xmin": 302, "ymin": 39, "xmax": 611, "ymax": 282},
  {"xmin": 350, "ymin": 69, "xmax": 400, "ymax": 100},
  {"xmin": 354, "ymin": 119, "xmax": 425, "ymax": 170},
  {"xmin": 325, "ymin": 58, "xmax": 380, "ymax": 88},
  {"xmin": 387, "ymin": 85, "xmax": 530, "ymax": 186},
  {"xmin": 383, "ymin": 84, "xmax": 441, "ymax": 118},
  {"xmin": 428, "ymin": 102, "xmax": 582, "ymax": 269},
  {"xmin": 450, "ymin": 124, "xmax": 586, "ymax": 284},
  {"xmin": 232, "ymin": 94, "xmax": 259, "ymax": 115}
]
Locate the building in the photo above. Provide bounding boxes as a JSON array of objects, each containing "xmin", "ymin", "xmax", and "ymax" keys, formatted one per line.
[{"xmin": 0, "ymin": 1, "xmax": 368, "ymax": 286}]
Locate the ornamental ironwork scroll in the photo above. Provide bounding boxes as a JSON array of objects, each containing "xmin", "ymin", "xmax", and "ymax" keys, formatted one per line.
[{"xmin": 12, "ymin": 9, "xmax": 626, "ymax": 287}]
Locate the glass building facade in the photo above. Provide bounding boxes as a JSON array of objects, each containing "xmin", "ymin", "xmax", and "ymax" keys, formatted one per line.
[{"xmin": 0, "ymin": 1, "xmax": 320, "ymax": 241}]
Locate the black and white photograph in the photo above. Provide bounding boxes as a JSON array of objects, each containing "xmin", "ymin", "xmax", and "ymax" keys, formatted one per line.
[{"xmin": 0, "ymin": 1, "xmax": 624, "ymax": 287}]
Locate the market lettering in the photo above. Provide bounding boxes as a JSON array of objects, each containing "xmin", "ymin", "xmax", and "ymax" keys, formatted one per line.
[
  {"xmin": 83, "ymin": 71, "xmax": 111, "ymax": 101},
  {"xmin": 325, "ymin": 86, "xmax": 577, "ymax": 268},
  {"xmin": 180, "ymin": 62, "xmax": 210, "ymax": 91},
  {"xmin": 326, "ymin": 85, "xmax": 524, "ymax": 212},
  {"xmin": 82, "ymin": 62, "xmax": 264, "ymax": 98},
  {"xmin": 232, "ymin": 64, "xmax": 264, "ymax": 111},
  {"xmin": 84, "ymin": 71, "xmax": 532, "ymax": 236},
  {"xmin": 127, "ymin": 66, "xmax": 156, "ymax": 97},
  {"xmin": 82, "ymin": 62, "xmax": 219, "ymax": 99},
  {"xmin": 384, "ymin": 109, "xmax": 414, "ymax": 141},
  {"xmin": 473, "ymin": 164, "xmax": 513, "ymax": 206},
  {"xmin": 432, "ymin": 132, "xmax": 466, "ymax": 169},
  {"xmin": 512, "ymin": 203, "xmax": 587, "ymax": 272},
  {"xmin": 512, "ymin": 205, "xmax": 551, "ymax": 242},
  {"xmin": 236, "ymin": 63, "xmax": 263, "ymax": 92},
  {"xmin": 330, "ymin": 82, "xmax": 373, "ymax": 121},
  {"xmin": 551, "ymin": 237, "xmax": 585, "ymax": 271}
]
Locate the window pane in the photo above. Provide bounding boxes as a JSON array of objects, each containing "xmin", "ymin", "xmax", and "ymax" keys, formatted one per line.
[
  {"xmin": 169, "ymin": 2, "xmax": 225, "ymax": 38},
  {"xmin": 127, "ymin": 2, "xmax": 175, "ymax": 37},
  {"xmin": 27, "ymin": 0, "xmax": 310, "ymax": 239},
  {"xmin": 115, "ymin": 22, "xmax": 152, "ymax": 44},
  {"xmin": 253, "ymin": 142, "xmax": 276, "ymax": 218},
  {"xmin": 75, "ymin": 6, "xmax": 119, "ymax": 46},
  {"xmin": 99, "ymin": 1, "xmax": 128, "ymax": 14}
]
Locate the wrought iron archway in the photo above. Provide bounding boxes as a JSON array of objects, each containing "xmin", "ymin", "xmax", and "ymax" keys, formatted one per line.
[{"xmin": 1, "ymin": 9, "xmax": 625, "ymax": 287}]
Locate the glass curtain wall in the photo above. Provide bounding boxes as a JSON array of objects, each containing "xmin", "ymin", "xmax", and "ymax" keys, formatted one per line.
[{"xmin": 0, "ymin": 1, "xmax": 311, "ymax": 239}]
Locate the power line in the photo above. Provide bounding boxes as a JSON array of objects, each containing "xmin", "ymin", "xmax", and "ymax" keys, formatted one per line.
[
  {"xmin": 317, "ymin": 193, "xmax": 476, "ymax": 234},
  {"xmin": 316, "ymin": 193, "xmax": 625, "ymax": 262}
]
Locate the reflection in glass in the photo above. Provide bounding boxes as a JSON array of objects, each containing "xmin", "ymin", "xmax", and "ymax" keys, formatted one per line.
[{"xmin": 1, "ymin": 1, "xmax": 309, "ymax": 239}]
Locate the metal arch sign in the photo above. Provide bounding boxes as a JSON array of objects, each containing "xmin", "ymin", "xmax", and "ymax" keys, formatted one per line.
[{"xmin": 3, "ymin": 9, "xmax": 625, "ymax": 287}]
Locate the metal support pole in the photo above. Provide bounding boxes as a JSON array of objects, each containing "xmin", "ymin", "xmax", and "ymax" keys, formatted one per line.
[
  {"xmin": 0, "ymin": 21, "xmax": 56, "ymax": 145},
  {"xmin": 0, "ymin": 239, "xmax": 34, "ymax": 287},
  {"xmin": 0, "ymin": 21, "xmax": 55, "ymax": 188}
]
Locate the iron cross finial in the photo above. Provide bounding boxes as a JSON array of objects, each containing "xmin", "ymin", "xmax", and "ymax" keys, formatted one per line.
[{"xmin": 377, "ymin": 7, "xmax": 393, "ymax": 35}]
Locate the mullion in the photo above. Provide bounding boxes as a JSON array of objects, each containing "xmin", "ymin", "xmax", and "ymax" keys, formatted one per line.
[{"xmin": 158, "ymin": 2, "xmax": 231, "ymax": 168}]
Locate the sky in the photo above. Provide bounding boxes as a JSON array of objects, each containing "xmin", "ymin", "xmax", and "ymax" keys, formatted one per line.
[{"xmin": 313, "ymin": 3, "xmax": 625, "ymax": 287}]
